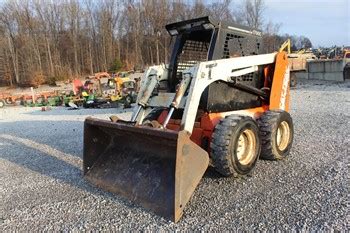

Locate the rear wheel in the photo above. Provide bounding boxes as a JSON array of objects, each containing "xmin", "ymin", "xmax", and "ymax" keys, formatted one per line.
[
  {"xmin": 344, "ymin": 63, "xmax": 350, "ymax": 80},
  {"xmin": 257, "ymin": 110, "xmax": 294, "ymax": 160},
  {"xmin": 0, "ymin": 99, "xmax": 5, "ymax": 108},
  {"xmin": 210, "ymin": 115, "xmax": 261, "ymax": 177},
  {"xmin": 142, "ymin": 107, "xmax": 166, "ymax": 127},
  {"xmin": 36, "ymin": 97, "xmax": 45, "ymax": 105},
  {"xmin": 15, "ymin": 99, "xmax": 22, "ymax": 106},
  {"xmin": 5, "ymin": 98, "xmax": 13, "ymax": 105},
  {"xmin": 142, "ymin": 107, "xmax": 166, "ymax": 122},
  {"xmin": 124, "ymin": 95, "xmax": 132, "ymax": 108}
]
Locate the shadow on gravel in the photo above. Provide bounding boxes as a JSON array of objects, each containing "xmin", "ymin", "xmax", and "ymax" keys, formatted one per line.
[
  {"xmin": 0, "ymin": 134, "xmax": 150, "ymax": 214},
  {"xmin": 0, "ymin": 121, "xmax": 86, "ymax": 158},
  {"xmin": 203, "ymin": 167, "xmax": 222, "ymax": 179}
]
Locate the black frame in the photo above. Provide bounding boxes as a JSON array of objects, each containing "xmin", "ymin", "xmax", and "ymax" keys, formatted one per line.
[{"xmin": 165, "ymin": 16, "xmax": 265, "ymax": 113}]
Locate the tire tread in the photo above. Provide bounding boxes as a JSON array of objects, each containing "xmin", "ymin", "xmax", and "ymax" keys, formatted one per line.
[
  {"xmin": 211, "ymin": 115, "xmax": 255, "ymax": 176},
  {"xmin": 257, "ymin": 110, "xmax": 293, "ymax": 160}
]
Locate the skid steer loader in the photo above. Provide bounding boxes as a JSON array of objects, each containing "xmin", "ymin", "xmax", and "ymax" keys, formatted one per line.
[{"xmin": 83, "ymin": 16, "xmax": 294, "ymax": 222}]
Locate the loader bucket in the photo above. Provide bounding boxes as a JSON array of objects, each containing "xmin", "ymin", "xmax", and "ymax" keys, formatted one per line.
[{"xmin": 83, "ymin": 117, "xmax": 209, "ymax": 222}]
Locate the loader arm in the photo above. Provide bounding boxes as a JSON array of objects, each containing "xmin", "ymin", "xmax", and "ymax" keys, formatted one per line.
[
  {"xmin": 131, "ymin": 64, "xmax": 169, "ymax": 122},
  {"xmin": 181, "ymin": 52, "xmax": 288, "ymax": 133}
]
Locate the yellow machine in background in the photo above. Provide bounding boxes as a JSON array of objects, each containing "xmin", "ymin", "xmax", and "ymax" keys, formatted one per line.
[
  {"xmin": 81, "ymin": 72, "xmax": 137, "ymax": 108},
  {"xmin": 279, "ymin": 39, "xmax": 291, "ymax": 54},
  {"xmin": 279, "ymin": 39, "xmax": 316, "ymax": 87}
]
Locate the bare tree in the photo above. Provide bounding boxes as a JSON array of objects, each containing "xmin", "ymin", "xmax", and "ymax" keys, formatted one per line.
[
  {"xmin": 242, "ymin": 0, "xmax": 265, "ymax": 29},
  {"xmin": 209, "ymin": 0, "xmax": 234, "ymax": 23},
  {"xmin": 0, "ymin": 0, "xmax": 313, "ymax": 86}
]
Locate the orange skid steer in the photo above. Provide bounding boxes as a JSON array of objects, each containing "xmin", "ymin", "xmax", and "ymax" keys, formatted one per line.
[{"xmin": 83, "ymin": 17, "xmax": 294, "ymax": 222}]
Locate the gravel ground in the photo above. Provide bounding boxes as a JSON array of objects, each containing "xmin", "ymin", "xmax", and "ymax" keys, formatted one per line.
[{"xmin": 0, "ymin": 80, "xmax": 349, "ymax": 231}]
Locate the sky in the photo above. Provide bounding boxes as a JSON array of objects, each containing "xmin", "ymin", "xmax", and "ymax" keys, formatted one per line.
[
  {"xmin": 204, "ymin": 0, "xmax": 349, "ymax": 47},
  {"xmin": 0, "ymin": 0, "xmax": 348, "ymax": 47},
  {"xmin": 263, "ymin": 0, "xmax": 350, "ymax": 47}
]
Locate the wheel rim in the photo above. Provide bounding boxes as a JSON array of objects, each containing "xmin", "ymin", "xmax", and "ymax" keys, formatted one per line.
[
  {"xmin": 236, "ymin": 129, "xmax": 256, "ymax": 165},
  {"xmin": 125, "ymin": 96, "xmax": 131, "ymax": 104},
  {"xmin": 276, "ymin": 121, "xmax": 290, "ymax": 151},
  {"xmin": 0, "ymin": 101, "xmax": 4, "ymax": 107}
]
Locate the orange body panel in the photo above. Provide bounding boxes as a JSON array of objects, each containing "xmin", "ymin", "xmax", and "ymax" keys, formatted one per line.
[
  {"xmin": 264, "ymin": 64, "xmax": 274, "ymax": 88},
  {"xmin": 269, "ymin": 52, "xmax": 290, "ymax": 111},
  {"xmin": 158, "ymin": 106, "xmax": 269, "ymax": 153}
]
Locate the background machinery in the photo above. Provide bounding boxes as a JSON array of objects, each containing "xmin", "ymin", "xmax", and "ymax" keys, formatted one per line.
[
  {"xmin": 279, "ymin": 39, "xmax": 316, "ymax": 87},
  {"xmin": 83, "ymin": 17, "xmax": 294, "ymax": 222},
  {"xmin": 69, "ymin": 72, "xmax": 137, "ymax": 108},
  {"xmin": 343, "ymin": 49, "xmax": 350, "ymax": 79}
]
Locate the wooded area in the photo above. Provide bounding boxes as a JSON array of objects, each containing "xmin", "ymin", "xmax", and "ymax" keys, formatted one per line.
[{"xmin": 0, "ymin": 0, "xmax": 312, "ymax": 86}]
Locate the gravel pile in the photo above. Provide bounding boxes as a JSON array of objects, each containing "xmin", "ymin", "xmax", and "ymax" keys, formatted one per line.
[{"xmin": 0, "ymin": 80, "xmax": 349, "ymax": 231}]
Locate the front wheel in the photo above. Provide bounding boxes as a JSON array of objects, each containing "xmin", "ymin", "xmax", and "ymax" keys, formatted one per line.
[
  {"xmin": 210, "ymin": 115, "xmax": 261, "ymax": 177},
  {"xmin": 124, "ymin": 95, "xmax": 132, "ymax": 108}
]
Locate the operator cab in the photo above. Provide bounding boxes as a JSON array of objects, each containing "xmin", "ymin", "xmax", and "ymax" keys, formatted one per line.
[{"xmin": 165, "ymin": 16, "xmax": 264, "ymax": 112}]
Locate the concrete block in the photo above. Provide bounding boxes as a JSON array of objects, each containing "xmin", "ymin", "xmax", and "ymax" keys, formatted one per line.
[
  {"xmin": 308, "ymin": 72, "xmax": 324, "ymax": 80},
  {"xmin": 289, "ymin": 58, "xmax": 306, "ymax": 71},
  {"xmin": 324, "ymin": 60, "xmax": 344, "ymax": 73},
  {"xmin": 324, "ymin": 72, "xmax": 344, "ymax": 81},
  {"xmin": 308, "ymin": 61, "xmax": 325, "ymax": 73},
  {"xmin": 294, "ymin": 71, "xmax": 308, "ymax": 80}
]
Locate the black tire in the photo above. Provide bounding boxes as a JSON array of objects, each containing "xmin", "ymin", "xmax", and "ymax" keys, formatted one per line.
[
  {"xmin": 210, "ymin": 115, "xmax": 261, "ymax": 177},
  {"xmin": 344, "ymin": 63, "xmax": 350, "ymax": 80},
  {"xmin": 0, "ymin": 99, "xmax": 5, "ymax": 108},
  {"xmin": 15, "ymin": 99, "xmax": 22, "ymax": 106},
  {"xmin": 257, "ymin": 110, "xmax": 294, "ymax": 160},
  {"xmin": 290, "ymin": 72, "xmax": 297, "ymax": 87},
  {"xmin": 83, "ymin": 101, "xmax": 94, "ymax": 108},
  {"xmin": 129, "ymin": 91, "xmax": 137, "ymax": 103},
  {"xmin": 5, "ymin": 98, "xmax": 13, "ymax": 105},
  {"xmin": 142, "ymin": 107, "xmax": 166, "ymax": 123},
  {"xmin": 124, "ymin": 95, "xmax": 132, "ymax": 108}
]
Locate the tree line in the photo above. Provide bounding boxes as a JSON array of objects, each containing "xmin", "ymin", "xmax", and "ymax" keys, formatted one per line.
[{"xmin": 0, "ymin": 0, "xmax": 312, "ymax": 86}]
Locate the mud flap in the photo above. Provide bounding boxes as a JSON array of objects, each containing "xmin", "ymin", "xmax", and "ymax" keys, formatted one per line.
[{"xmin": 83, "ymin": 117, "xmax": 209, "ymax": 222}]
